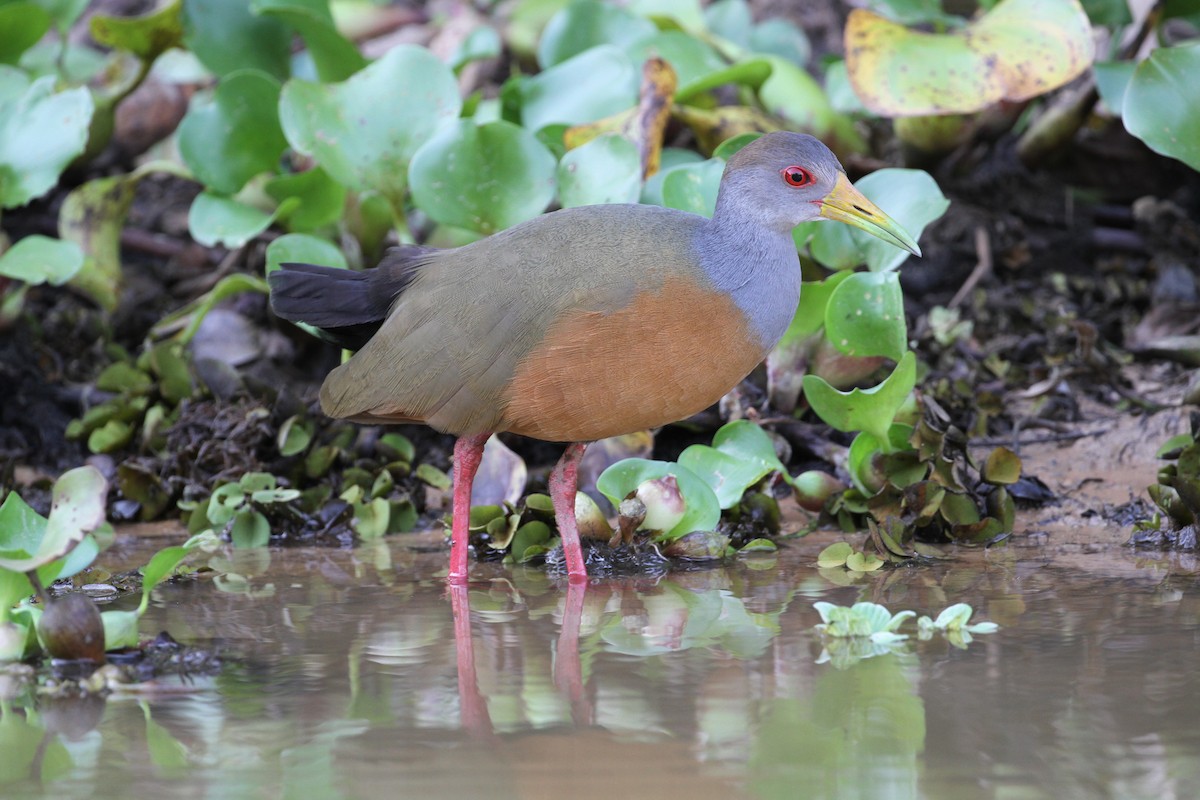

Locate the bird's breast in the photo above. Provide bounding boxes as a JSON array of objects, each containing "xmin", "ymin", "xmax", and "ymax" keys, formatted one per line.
[{"xmin": 499, "ymin": 275, "xmax": 766, "ymax": 442}]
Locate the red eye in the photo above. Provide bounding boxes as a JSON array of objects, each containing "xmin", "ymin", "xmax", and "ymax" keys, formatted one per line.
[{"xmin": 781, "ymin": 166, "xmax": 814, "ymax": 187}]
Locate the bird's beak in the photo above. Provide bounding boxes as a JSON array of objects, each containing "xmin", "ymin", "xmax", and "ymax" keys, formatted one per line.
[{"xmin": 818, "ymin": 173, "xmax": 922, "ymax": 256}]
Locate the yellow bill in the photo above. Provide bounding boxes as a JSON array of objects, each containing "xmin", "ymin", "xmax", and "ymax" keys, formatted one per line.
[{"xmin": 819, "ymin": 172, "xmax": 922, "ymax": 256}]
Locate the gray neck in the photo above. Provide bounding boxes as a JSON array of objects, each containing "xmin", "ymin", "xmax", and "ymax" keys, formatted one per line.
[{"xmin": 694, "ymin": 202, "xmax": 803, "ymax": 350}]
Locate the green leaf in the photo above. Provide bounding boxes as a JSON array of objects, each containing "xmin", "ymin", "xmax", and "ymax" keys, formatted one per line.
[
  {"xmin": 748, "ymin": 18, "xmax": 810, "ymax": 66},
  {"xmin": 825, "ymin": 271, "xmax": 906, "ymax": 360},
  {"xmin": 596, "ymin": 459, "xmax": 720, "ymax": 540},
  {"xmin": 0, "ymin": 466, "xmax": 107, "ymax": 572},
  {"xmin": 415, "ymin": 463, "xmax": 452, "ymax": 491},
  {"xmin": 182, "ymin": 0, "xmax": 291, "ymax": 80},
  {"xmin": 538, "ymin": 0, "xmax": 656, "ymax": 68},
  {"xmin": 0, "ymin": 73, "xmax": 93, "ymax": 208},
  {"xmin": 136, "ymin": 545, "xmax": 190, "ymax": 615},
  {"xmin": 265, "ymin": 168, "xmax": 347, "ymax": 232},
  {"xmin": 58, "ymin": 162, "xmax": 185, "ymax": 310},
  {"xmin": 982, "ymin": 447, "xmax": 1021, "ymax": 485},
  {"xmin": 1122, "ymin": 42, "xmax": 1200, "ymax": 171},
  {"xmin": 187, "ymin": 192, "xmax": 279, "ymax": 248},
  {"xmin": 624, "ymin": 31, "xmax": 726, "ymax": 88},
  {"xmin": 511, "ymin": 521, "xmax": 552, "ymax": 563},
  {"xmin": 517, "ymin": 44, "xmax": 639, "ymax": 132},
  {"xmin": 231, "ymin": 508, "xmax": 270, "ymax": 548},
  {"xmin": 265, "ymin": 233, "xmax": 346, "ymax": 276},
  {"xmin": 758, "ymin": 56, "xmax": 837, "ymax": 136},
  {"xmin": 0, "ymin": 235, "xmax": 83, "ymax": 286},
  {"xmin": 803, "ymin": 351, "xmax": 917, "ymax": 446},
  {"xmin": 452, "ymin": 27, "xmax": 502, "ymax": 73},
  {"xmin": 845, "ymin": 550, "xmax": 885, "ymax": 571},
  {"xmin": 558, "ymin": 133, "xmax": 642, "ymax": 208},
  {"xmin": 0, "ymin": 4, "xmax": 51, "ymax": 64},
  {"xmin": 90, "ymin": 0, "xmax": 184, "ymax": 62},
  {"xmin": 178, "ymin": 69, "xmax": 287, "ymax": 195},
  {"xmin": 1094, "ymin": 60, "xmax": 1135, "ymax": 115},
  {"xmin": 806, "ymin": 169, "xmax": 947, "ymax": 272},
  {"xmin": 102, "ymin": 608, "xmax": 140, "ymax": 649},
  {"xmin": 660, "ymin": 158, "xmax": 724, "ymax": 217},
  {"xmin": 409, "ymin": 119, "xmax": 556, "ymax": 235},
  {"xmin": 252, "ymin": 0, "xmax": 367, "ymax": 82},
  {"xmin": 280, "ymin": 44, "xmax": 461, "ymax": 204},
  {"xmin": 816, "ymin": 541, "xmax": 853, "ymax": 568},
  {"xmin": 678, "ymin": 446, "xmax": 769, "ymax": 508}
]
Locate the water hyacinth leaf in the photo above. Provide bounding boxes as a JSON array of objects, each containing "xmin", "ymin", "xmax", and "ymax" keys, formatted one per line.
[
  {"xmin": 1122, "ymin": 42, "xmax": 1200, "ymax": 171},
  {"xmin": 182, "ymin": 0, "xmax": 291, "ymax": 80},
  {"xmin": 277, "ymin": 415, "xmax": 313, "ymax": 456},
  {"xmin": 102, "ymin": 608, "xmax": 140, "ymax": 650},
  {"xmin": 0, "ymin": 466, "xmax": 107, "ymax": 572},
  {"xmin": 178, "ymin": 69, "xmax": 287, "ymax": 195},
  {"xmin": 416, "ymin": 463, "xmax": 451, "ymax": 491},
  {"xmin": 136, "ymin": 545, "xmax": 190, "ymax": 614},
  {"xmin": 674, "ymin": 58, "xmax": 773, "ymax": 103},
  {"xmin": 354, "ymin": 497, "xmax": 390, "ymax": 539},
  {"xmin": 739, "ymin": 538, "xmax": 776, "ymax": 552},
  {"xmin": 537, "ymin": 0, "xmax": 656, "ymax": 68},
  {"xmin": 757, "ymin": 56, "xmax": 837, "ymax": 136},
  {"xmin": 817, "ymin": 541, "xmax": 853, "ymax": 568},
  {"xmin": 518, "ymin": 45, "xmax": 639, "ymax": 133},
  {"xmin": 804, "ymin": 351, "xmax": 918, "ymax": 445},
  {"xmin": 845, "ymin": 550, "xmax": 885, "ymax": 571},
  {"xmin": 677, "ymin": 446, "xmax": 766, "ymax": 508},
  {"xmin": 188, "ymin": 192, "xmax": 282, "ymax": 248},
  {"xmin": 806, "ymin": 169, "xmax": 946, "ymax": 272},
  {"xmin": 265, "ymin": 167, "xmax": 347, "ymax": 232},
  {"xmin": 0, "ymin": 74, "xmax": 93, "ymax": 208},
  {"xmin": 748, "ymin": 19, "xmax": 811, "ymax": 66},
  {"xmin": 557, "ymin": 133, "xmax": 642, "ymax": 208},
  {"xmin": 663, "ymin": 529, "xmax": 729, "ymax": 559},
  {"xmin": 265, "ymin": 233, "xmax": 346, "ymax": 277},
  {"xmin": 713, "ymin": 418, "xmax": 786, "ymax": 469},
  {"xmin": 596, "ymin": 458, "xmax": 720, "ymax": 539},
  {"xmin": 703, "ymin": 0, "xmax": 752, "ymax": 45},
  {"xmin": 661, "ymin": 158, "xmax": 724, "ymax": 217},
  {"xmin": 280, "ymin": 45, "xmax": 462, "ymax": 202},
  {"xmin": 854, "ymin": 169, "xmax": 947, "ymax": 272},
  {"xmin": 982, "ymin": 446, "xmax": 1021, "ymax": 485},
  {"xmin": 0, "ymin": 492, "xmax": 46, "ymax": 559},
  {"xmin": 825, "ymin": 271, "xmax": 906, "ymax": 360},
  {"xmin": 231, "ymin": 508, "xmax": 270, "ymax": 548},
  {"xmin": 1093, "ymin": 60, "xmax": 1135, "ymax": 113},
  {"xmin": 410, "ymin": 119, "xmax": 556, "ymax": 235},
  {"xmin": 0, "ymin": 4, "xmax": 51, "ymax": 64},
  {"xmin": 640, "ymin": 147, "xmax": 703, "ymax": 204},
  {"xmin": 629, "ymin": 0, "xmax": 706, "ymax": 32},
  {"xmin": 624, "ymin": 31, "xmax": 725, "ymax": 89},
  {"xmin": 510, "ymin": 521, "xmax": 552, "ymax": 563},
  {"xmin": 0, "ymin": 235, "xmax": 83, "ymax": 286},
  {"xmin": 845, "ymin": 0, "xmax": 1094, "ymax": 117},
  {"xmin": 90, "ymin": 0, "xmax": 183, "ymax": 62},
  {"xmin": 252, "ymin": 0, "xmax": 367, "ymax": 82},
  {"xmin": 451, "ymin": 26, "xmax": 502, "ymax": 72}
]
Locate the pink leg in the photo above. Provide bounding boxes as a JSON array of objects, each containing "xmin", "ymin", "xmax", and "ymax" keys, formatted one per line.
[
  {"xmin": 548, "ymin": 442, "xmax": 590, "ymax": 583},
  {"xmin": 448, "ymin": 433, "xmax": 490, "ymax": 584}
]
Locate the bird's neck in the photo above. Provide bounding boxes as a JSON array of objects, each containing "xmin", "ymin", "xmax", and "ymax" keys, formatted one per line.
[{"xmin": 697, "ymin": 211, "xmax": 802, "ymax": 352}]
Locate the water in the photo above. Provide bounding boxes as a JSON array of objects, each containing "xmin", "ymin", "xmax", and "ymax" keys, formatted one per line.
[{"xmin": 5, "ymin": 525, "xmax": 1200, "ymax": 800}]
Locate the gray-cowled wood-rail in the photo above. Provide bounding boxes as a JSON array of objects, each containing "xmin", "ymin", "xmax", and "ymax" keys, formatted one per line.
[{"xmin": 268, "ymin": 132, "xmax": 920, "ymax": 584}]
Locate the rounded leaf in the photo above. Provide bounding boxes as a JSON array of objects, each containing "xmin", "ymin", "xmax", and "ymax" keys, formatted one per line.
[
  {"xmin": 1123, "ymin": 42, "xmax": 1200, "ymax": 171},
  {"xmin": 410, "ymin": 119, "xmax": 555, "ymax": 234},
  {"xmin": 280, "ymin": 45, "xmax": 462, "ymax": 199},
  {"xmin": 825, "ymin": 271, "xmax": 906, "ymax": 360},
  {"xmin": 558, "ymin": 133, "xmax": 642, "ymax": 208}
]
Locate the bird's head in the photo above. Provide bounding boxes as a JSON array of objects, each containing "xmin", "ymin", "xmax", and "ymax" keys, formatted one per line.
[{"xmin": 717, "ymin": 131, "xmax": 921, "ymax": 256}]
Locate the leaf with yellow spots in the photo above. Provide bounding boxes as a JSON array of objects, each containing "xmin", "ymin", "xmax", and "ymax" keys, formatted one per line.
[{"xmin": 845, "ymin": 0, "xmax": 1094, "ymax": 117}]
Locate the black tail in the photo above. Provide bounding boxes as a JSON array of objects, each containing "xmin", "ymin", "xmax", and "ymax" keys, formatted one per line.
[{"xmin": 268, "ymin": 246, "xmax": 436, "ymax": 350}]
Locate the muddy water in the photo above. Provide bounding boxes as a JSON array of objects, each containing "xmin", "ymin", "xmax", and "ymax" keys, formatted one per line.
[{"xmin": 6, "ymin": 408, "xmax": 1200, "ymax": 798}]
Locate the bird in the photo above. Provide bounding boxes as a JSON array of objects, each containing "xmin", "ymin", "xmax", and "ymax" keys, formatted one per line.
[{"xmin": 268, "ymin": 131, "xmax": 920, "ymax": 584}]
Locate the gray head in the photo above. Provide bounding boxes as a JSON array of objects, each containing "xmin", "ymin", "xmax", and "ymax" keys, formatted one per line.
[{"xmin": 714, "ymin": 132, "xmax": 920, "ymax": 255}]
